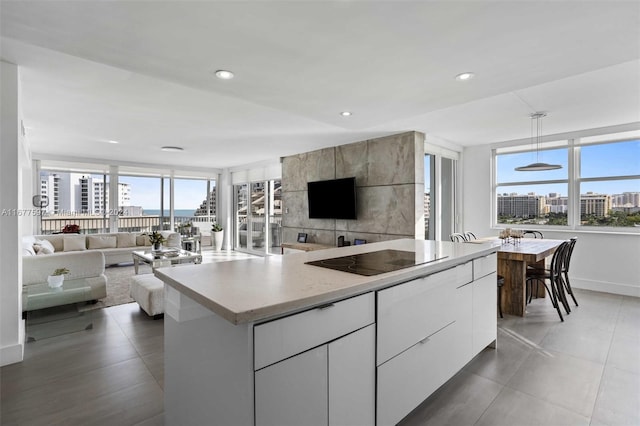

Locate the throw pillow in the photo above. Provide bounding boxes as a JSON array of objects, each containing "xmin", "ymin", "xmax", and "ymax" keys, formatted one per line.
[
  {"xmin": 34, "ymin": 243, "xmax": 54, "ymax": 255},
  {"xmin": 63, "ymin": 235, "xmax": 87, "ymax": 252},
  {"xmin": 117, "ymin": 233, "xmax": 137, "ymax": 248},
  {"xmin": 35, "ymin": 239, "xmax": 56, "ymax": 254},
  {"xmin": 87, "ymin": 235, "xmax": 117, "ymax": 249},
  {"xmin": 136, "ymin": 235, "xmax": 151, "ymax": 246}
]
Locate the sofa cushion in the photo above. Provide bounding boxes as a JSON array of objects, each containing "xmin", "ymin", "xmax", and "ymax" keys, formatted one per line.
[
  {"xmin": 63, "ymin": 235, "xmax": 87, "ymax": 252},
  {"xmin": 34, "ymin": 239, "xmax": 56, "ymax": 254},
  {"xmin": 117, "ymin": 233, "xmax": 137, "ymax": 248},
  {"xmin": 42, "ymin": 235, "xmax": 65, "ymax": 252},
  {"xmin": 136, "ymin": 235, "xmax": 151, "ymax": 246},
  {"xmin": 87, "ymin": 235, "xmax": 117, "ymax": 249}
]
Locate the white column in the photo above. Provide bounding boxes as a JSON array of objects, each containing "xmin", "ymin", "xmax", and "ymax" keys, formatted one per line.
[
  {"xmin": 219, "ymin": 169, "xmax": 232, "ymax": 249},
  {"xmin": 0, "ymin": 60, "xmax": 25, "ymax": 366},
  {"xmin": 109, "ymin": 165, "xmax": 118, "ymax": 232}
]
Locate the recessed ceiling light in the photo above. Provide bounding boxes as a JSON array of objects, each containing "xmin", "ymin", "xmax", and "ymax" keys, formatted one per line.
[
  {"xmin": 455, "ymin": 72, "xmax": 475, "ymax": 81},
  {"xmin": 107, "ymin": 140, "xmax": 119, "ymax": 144},
  {"xmin": 340, "ymin": 111, "xmax": 353, "ymax": 117},
  {"xmin": 214, "ymin": 70, "xmax": 235, "ymax": 80},
  {"xmin": 161, "ymin": 146, "xmax": 184, "ymax": 152}
]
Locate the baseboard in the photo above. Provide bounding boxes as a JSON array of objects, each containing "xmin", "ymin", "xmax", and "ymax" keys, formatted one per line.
[
  {"xmin": 0, "ymin": 341, "xmax": 24, "ymax": 366},
  {"xmin": 572, "ymin": 277, "xmax": 640, "ymax": 298}
]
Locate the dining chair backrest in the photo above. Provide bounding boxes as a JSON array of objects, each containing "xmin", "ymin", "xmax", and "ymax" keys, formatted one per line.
[
  {"xmin": 450, "ymin": 233, "xmax": 468, "ymax": 243},
  {"xmin": 563, "ymin": 237, "xmax": 577, "ymax": 273},
  {"xmin": 464, "ymin": 232, "xmax": 477, "ymax": 241},
  {"xmin": 523, "ymin": 230, "xmax": 544, "ymax": 239},
  {"xmin": 550, "ymin": 240, "xmax": 570, "ymax": 280}
]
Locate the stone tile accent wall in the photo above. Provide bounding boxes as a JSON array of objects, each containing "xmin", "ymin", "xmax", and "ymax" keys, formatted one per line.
[{"xmin": 281, "ymin": 131, "xmax": 425, "ymax": 247}]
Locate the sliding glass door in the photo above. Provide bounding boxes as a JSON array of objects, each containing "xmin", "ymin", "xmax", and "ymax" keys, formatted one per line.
[{"xmin": 234, "ymin": 179, "xmax": 283, "ymax": 255}]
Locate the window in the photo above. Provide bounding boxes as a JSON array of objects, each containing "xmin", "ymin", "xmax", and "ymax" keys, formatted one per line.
[
  {"xmin": 494, "ymin": 132, "xmax": 640, "ymax": 230},
  {"xmin": 578, "ymin": 139, "xmax": 640, "ymax": 227}
]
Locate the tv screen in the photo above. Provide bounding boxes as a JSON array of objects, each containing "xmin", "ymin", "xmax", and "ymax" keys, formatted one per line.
[{"xmin": 307, "ymin": 177, "xmax": 357, "ymax": 220}]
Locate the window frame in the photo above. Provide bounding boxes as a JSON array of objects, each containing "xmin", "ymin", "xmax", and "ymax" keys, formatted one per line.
[{"xmin": 493, "ymin": 134, "xmax": 640, "ymax": 233}]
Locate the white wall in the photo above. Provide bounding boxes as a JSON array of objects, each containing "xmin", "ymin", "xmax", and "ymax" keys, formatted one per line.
[
  {"xmin": 462, "ymin": 144, "xmax": 640, "ymax": 297},
  {"xmin": 0, "ymin": 60, "xmax": 28, "ymax": 366}
]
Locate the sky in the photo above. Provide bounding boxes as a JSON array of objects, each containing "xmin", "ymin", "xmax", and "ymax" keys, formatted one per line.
[{"xmin": 118, "ymin": 176, "xmax": 213, "ymax": 210}]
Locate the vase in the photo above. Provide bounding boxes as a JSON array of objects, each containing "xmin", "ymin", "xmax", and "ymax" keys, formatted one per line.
[
  {"xmin": 47, "ymin": 275, "xmax": 64, "ymax": 288},
  {"xmin": 213, "ymin": 230, "xmax": 224, "ymax": 251},
  {"xmin": 153, "ymin": 242, "xmax": 162, "ymax": 252}
]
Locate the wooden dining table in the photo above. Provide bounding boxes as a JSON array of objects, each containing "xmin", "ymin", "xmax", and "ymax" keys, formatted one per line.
[{"xmin": 467, "ymin": 238, "xmax": 565, "ymax": 316}]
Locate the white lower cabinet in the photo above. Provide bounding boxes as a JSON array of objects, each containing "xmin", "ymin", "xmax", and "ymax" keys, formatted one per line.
[
  {"xmin": 473, "ymin": 272, "xmax": 497, "ymax": 354},
  {"xmin": 255, "ymin": 345, "xmax": 328, "ymax": 426},
  {"xmin": 329, "ymin": 324, "xmax": 376, "ymax": 426},
  {"xmin": 377, "ymin": 321, "xmax": 458, "ymax": 426},
  {"xmin": 255, "ymin": 324, "xmax": 376, "ymax": 426}
]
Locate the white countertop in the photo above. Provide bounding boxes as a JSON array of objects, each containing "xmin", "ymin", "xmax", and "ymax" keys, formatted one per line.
[{"xmin": 154, "ymin": 239, "xmax": 497, "ymax": 325}]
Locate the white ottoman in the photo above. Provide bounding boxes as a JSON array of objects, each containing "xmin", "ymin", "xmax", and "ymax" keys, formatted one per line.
[{"xmin": 130, "ymin": 274, "xmax": 165, "ymax": 319}]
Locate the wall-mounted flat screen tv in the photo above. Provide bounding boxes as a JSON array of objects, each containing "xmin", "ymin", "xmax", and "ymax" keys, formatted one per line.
[{"xmin": 307, "ymin": 177, "xmax": 357, "ymax": 220}]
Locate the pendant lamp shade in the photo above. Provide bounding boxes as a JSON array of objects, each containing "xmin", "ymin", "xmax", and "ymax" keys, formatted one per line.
[{"xmin": 515, "ymin": 112, "xmax": 562, "ymax": 172}]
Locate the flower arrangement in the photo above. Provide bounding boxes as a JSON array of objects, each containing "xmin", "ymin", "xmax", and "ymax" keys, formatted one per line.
[
  {"xmin": 62, "ymin": 224, "xmax": 80, "ymax": 233},
  {"xmin": 212, "ymin": 223, "xmax": 223, "ymax": 232}
]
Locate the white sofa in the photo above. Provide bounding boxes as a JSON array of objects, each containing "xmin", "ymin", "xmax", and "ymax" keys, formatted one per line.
[
  {"xmin": 21, "ymin": 231, "xmax": 181, "ymax": 310},
  {"xmin": 23, "ymin": 231, "xmax": 182, "ymax": 266},
  {"xmin": 22, "ymin": 250, "xmax": 108, "ymax": 310}
]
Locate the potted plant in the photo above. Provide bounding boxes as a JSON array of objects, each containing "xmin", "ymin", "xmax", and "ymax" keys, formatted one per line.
[
  {"xmin": 47, "ymin": 267, "xmax": 69, "ymax": 288},
  {"xmin": 147, "ymin": 231, "xmax": 166, "ymax": 251},
  {"xmin": 211, "ymin": 223, "xmax": 224, "ymax": 251}
]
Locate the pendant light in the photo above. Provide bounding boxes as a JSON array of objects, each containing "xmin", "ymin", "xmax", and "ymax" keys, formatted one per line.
[{"xmin": 515, "ymin": 112, "xmax": 562, "ymax": 171}]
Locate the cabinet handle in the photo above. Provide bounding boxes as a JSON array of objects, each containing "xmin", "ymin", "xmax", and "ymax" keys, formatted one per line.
[
  {"xmin": 419, "ymin": 336, "xmax": 430, "ymax": 345},
  {"xmin": 317, "ymin": 303, "xmax": 335, "ymax": 310}
]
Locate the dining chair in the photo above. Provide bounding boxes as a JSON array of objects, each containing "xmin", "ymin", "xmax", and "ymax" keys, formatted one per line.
[
  {"xmin": 523, "ymin": 230, "xmax": 544, "ymax": 238},
  {"xmin": 497, "ymin": 274, "xmax": 504, "ymax": 318},
  {"xmin": 525, "ymin": 240, "xmax": 570, "ymax": 321},
  {"xmin": 449, "ymin": 233, "xmax": 468, "ymax": 242},
  {"xmin": 560, "ymin": 237, "xmax": 579, "ymax": 307},
  {"xmin": 464, "ymin": 232, "xmax": 477, "ymax": 241}
]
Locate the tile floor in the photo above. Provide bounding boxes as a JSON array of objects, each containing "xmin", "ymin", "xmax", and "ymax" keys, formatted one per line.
[{"xmin": 1, "ymin": 285, "xmax": 638, "ymax": 425}]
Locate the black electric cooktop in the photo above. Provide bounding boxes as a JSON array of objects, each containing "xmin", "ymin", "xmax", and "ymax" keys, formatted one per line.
[{"xmin": 305, "ymin": 249, "xmax": 448, "ymax": 276}]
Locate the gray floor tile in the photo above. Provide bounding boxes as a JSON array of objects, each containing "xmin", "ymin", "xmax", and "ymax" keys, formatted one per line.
[
  {"xmin": 540, "ymin": 321, "xmax": 614, "ymax": 364},
  {"xmin": 463, "ymin": 327, "xmax": 535, "ymax": 385},
  {"xmin": 398, "ymin": 370, "xmax": 502, "ymax": 426},
  {"xmin": 606, "ymin": 331, "xmax": 640, "ymax": 374},
  {"xmin": 506, "ymin": 349, "xmax": 604, "ymax": 417},
  {"xmin": 591, "ymin": 366, "xmax": 640, "ymax": 426},
  {"xmin": 1, "ymin": 357, "xmax": 158, "ymax": 425},
  {"xmin": 475, "ymin": 386, "xmax": 590, "ymax": 426},
  {"xmin": 134, "ymin": 412, "xmax": 165, "ymax": 426}
]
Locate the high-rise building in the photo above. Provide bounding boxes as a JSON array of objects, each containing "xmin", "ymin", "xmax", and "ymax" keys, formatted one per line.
[
  {"xmin": 581, "ymin": 192, "xmax": 612, "ymax": 217},
  {"xmin": 497, "ymin": 193, "xmax": 546, "ymax": 218},
  {"xmin": 39, "ymin": 172, "xmax": 131, "ymax": 215}
]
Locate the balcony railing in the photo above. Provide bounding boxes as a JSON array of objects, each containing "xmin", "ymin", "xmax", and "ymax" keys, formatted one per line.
[{"xmin": 40, "ymin": 215, "xmax": 218, "ymax": 235}]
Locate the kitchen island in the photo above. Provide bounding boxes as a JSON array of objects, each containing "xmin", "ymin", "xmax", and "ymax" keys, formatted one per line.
[{"xmin": 155, "ymin": 239, "xmax": 498, "ymax": 426}]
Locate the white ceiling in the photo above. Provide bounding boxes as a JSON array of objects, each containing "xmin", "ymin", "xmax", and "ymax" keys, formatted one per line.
[{"xmin": 1, "ymin": 1, "xmax": 639, "ymax": 170}]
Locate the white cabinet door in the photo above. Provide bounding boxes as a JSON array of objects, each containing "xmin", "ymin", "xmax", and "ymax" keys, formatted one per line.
[
  {"xmin": 255, "ymin": 345, "xmax": 328, "ymax": 426},
  {"xmin": 473, "ymin": 272, "xmax": 498, "ymax": 354},
  {"xmin": 454, "ymin": 281, "xmax": 473, "ymax": 369},
  {"xmin": 377, "ymin": 262, "xmax": 472, "ymax": 365},
  {"xmin": 377, "ymin": 321, "xmax": 457, "ymax": 426},
  {"xmin": 329, "ymin": 325, "xmax": 375, "ymax": 426}
]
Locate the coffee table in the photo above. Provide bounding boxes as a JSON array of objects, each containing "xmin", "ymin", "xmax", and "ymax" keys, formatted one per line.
[
  {"xmin": 132, "ymin": 249, "xmax": 202, "ymax": 274},
  {"xmin": 23, "ymin": 281, "xmax": 93, "ymax": 341}
]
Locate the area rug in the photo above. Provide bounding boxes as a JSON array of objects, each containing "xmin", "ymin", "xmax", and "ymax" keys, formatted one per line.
[{"xmin": 81, "ymin": 263, "xmax": 152, "ymax": 311}]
